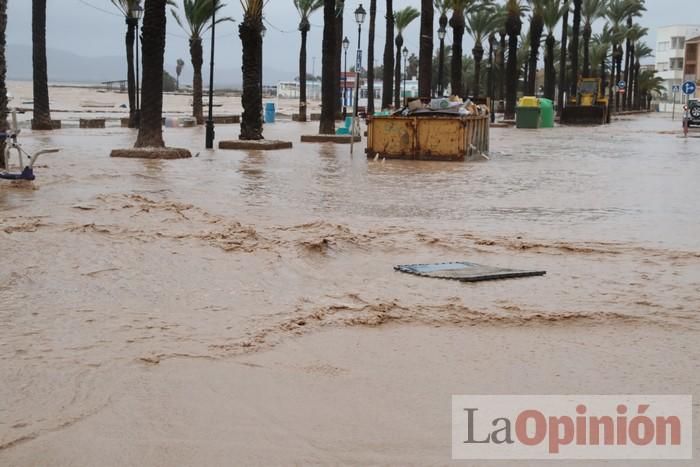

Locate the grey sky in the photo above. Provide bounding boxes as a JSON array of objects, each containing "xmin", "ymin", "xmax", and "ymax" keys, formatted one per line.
[{"xmin": 6, "ymin": 0, "xmax": 698, "ymax": 82}]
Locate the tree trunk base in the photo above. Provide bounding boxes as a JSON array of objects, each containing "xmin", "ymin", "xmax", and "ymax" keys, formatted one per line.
[
  {"xmin": 110, "ymin": 147, "xmax": 192, "ymax": 159},
  {"xmin": 219, "ymin": 140, "xmax": 293, "ymax": 151}
]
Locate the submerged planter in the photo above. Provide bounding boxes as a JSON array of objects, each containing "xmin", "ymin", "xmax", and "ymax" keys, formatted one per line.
[
  {"xmin": 300, "ymin": 134, "xmax": 361, "ymax": 144},
  {"xmin": 110, "ymin": 147, "xmax": 192, "ymax": 159},
  {"xmin": 219, "ymin": 140, "xmax": 293, "ymax": 150}
]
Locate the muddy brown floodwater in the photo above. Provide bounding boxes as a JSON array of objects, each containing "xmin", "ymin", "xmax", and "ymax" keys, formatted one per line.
[{"xmin": 1, "ymin": 113, "xmax": 699, "ymax": 466}]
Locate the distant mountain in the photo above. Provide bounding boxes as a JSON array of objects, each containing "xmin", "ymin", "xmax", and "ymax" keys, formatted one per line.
[{"xmin": 7, "ymin": 43, "xmax": 294, "ymax": 88}]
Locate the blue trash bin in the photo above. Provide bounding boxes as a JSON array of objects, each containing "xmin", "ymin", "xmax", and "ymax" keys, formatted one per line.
[{"xmin": 264, "ymin": 102, "xmax": 275, "ymax": 123}]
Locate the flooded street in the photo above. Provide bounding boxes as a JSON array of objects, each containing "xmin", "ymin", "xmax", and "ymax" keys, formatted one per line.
[{"xmin": 1, "ymin": 113, "xmax": 699, "ymax": 465}]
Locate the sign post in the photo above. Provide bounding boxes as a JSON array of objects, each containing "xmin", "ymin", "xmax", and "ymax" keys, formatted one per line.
[{"xmin": 671, "ymin": 84, "xmax": 681, "ymax": 120}]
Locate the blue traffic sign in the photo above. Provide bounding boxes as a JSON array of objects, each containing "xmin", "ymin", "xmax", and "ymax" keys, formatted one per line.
[
  {"xmin": 682, "ymin": 80, "xmax": 696, "ymax": 95},
  {"xmin": 618, "ymin": 80, "xmax": 626, "ymax": 89}
]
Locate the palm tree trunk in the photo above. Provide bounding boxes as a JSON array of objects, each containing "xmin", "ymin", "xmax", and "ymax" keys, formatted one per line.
[
  {"xmin": 614, "ymin": 47, "xmax": 622, "ymax": 112},
  {"xmin": 381, "ymin": 0, "xmax": 394, "ymax": 109},
  {"xmin": 527, "ymin": 14, "xmax": 543, "ymax": 95},
  {"xmin": 633, "ymin": 59, "xmax": 640, "ymax": 109},
  {"xmin": 623, "ymin": 16, "xmax": 631, "ymax": 111},
  {"xmin": 32, "ymin": 0, "xmax": 52, "ymax": 130},
  {"xmin": 367, "ymin": 0, "xmax": 376, "ymax": 115},
  {"xmin": 450, "ymin": 11, "xmax": 465, "ymax": 99},
  {"xmin": 334, "ymin": 7, "xmax": 343, "ymax": 118},
  {"xmin": 499, "ymin": 32, "xmax": 506, "ymax": 101},
  {"xmin": 569, "ymin": 0, "xmax": 582, "ymax": 96},
  {"xmin": 0, "ymin": 0, "xmax": 7, "ymax": 169},
  {"xmin": 582, "ymin": 23, "xmax": 591, "ymax": 77},
  {"xmin": 544, "ymin": 34, "xmax": 555, "ymax": 100},
  {"xmin": 505, "ymin": 31, "xmax": 519, "ymax": 119},
  {"xmin": 239, "ymin": 15, "xmax": 263, "ymax": 140},
  {"xmin": 299, "ymin": 28, "xmax": 308, "ymax": 122},
  {"xmin": 557, "ymin": 7, "xmax": 568, "ymax": 115},
  {"xmin": 135, "ymin": 0, "xmax": 166, "ymax": 148},
  {"xmin": 393, "ymin": 34, "xmax": 402, "ymax": 108},
  {"xmin": 626, "ymin": 42, "xmax": 635, "ymax": 109},
  {"xmin": 320, "ymin": 0, "xmax": 337, "ymax": 133},
  {"xmin": 126, "ymin": 18, "xmax": 138, "ymax": 128},
  {"xmin": 472, "ymin": 43, "xmax": 483, "ymax": 98},
  {"xmin": 190, "ymin": 37, "xmax": 204, "ymax": 125},
  {"xmin": 418, "ymin": 0, "xmax": 433, "ymax": 98}
]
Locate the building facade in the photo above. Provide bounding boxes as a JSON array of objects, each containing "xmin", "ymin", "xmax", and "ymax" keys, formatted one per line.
[
  {"xmin": 656, "ymin": 25, "xmax": 700, "ymax": 97},
  {"xmin": 684, "ymin": 36, "xmax": 700, "ymax": 95}
]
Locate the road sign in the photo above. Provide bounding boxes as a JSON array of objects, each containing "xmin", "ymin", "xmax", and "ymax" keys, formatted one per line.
[
  {"xmin": 672, "ymin": 84, "xmax": 681, "ymax": 93},
  {"xmin": 682, "ymin": 80, "xmax": 696, "ymax": 95},
  {"xmin": 618, "ymin": 80, "xmax": 626, "ymax": 89}
]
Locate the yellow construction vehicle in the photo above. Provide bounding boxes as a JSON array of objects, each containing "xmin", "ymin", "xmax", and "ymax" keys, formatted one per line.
[{"xmin": 561, "ymin": 78, "xmax": 610, "ymax": 125}]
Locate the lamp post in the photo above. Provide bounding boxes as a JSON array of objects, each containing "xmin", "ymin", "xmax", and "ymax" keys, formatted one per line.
[
  {"xmin": 342, "ymin": 36, "xmax": 349, "ymax": 120},
  {"xmin": 437, "ymin": 27, "xmax": 446, "ymax": 97},
  {"xmin": 129, "ymin": 4, "xmax": 143, "ymax": 126},
  {"xmin": 402, "ymin": 46, "xmax": 408, "ymax": 105},
  {"xmin": 352, "ymin": 4, "xmax": 366, "ymax": 120},
  {"xmin": 205, "ymin": 1, "xmax": 216, "ymax": 149}
]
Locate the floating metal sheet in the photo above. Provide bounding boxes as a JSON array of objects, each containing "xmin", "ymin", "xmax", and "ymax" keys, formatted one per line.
[{"xmin": 394, "ymin": 262, "xmax": 546, "ymax": 282}]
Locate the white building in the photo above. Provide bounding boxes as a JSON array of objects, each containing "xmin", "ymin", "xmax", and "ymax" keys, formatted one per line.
[
  {"xmin": 276, "ymin": 80, "xmax": 321, "ymax": 100},
  {"xmin": 656, "ymin": 25, "xmax": 700, "ymax": 97}
]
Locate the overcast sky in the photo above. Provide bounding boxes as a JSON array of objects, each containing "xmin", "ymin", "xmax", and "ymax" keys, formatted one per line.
[{"xmin": 6, "ymin": 0, "xmax": 699, "ymax": 81}]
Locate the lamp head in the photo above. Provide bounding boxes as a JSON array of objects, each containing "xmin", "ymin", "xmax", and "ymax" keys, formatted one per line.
[
  {"xmin": 342, "ymin": 36, "xmax": 350, "ymax": 50},
  {"xmin": 354, "ymin": 4, "xmax": 367, "ymax": 25}
]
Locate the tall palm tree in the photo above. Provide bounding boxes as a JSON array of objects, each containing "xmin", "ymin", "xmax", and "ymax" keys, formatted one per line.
[
  {"xmin": 111, "ymin": 0, "xmax": 142, "ymax": 128},
  {"xmin": 590, "ymin": 24, "xmax": 612, "ymax": 88},
  {"xmin": 0, "ymin": 0, "xmax": 7, "ymax": 169},
  {"xmin": 434, "ymin": 0, "xmax": 449, "ymax": 96},
  {"xmin": 526, "ymin": 0, "xmax": 545, "ymax": 95},
  {"xmin": 504, "ymin": 0, "xmax": 527, "ymax": 119},
  {"xmin": 239, "ymin": 0, "xmax": 265, "ymax": 140},
  {"xmin": 606, "ymin": 0, "xmax": 634, "ymax": 112},
  {"xmin": 568, "ymin": 0, "xmax": 582, "ymax": 95},
  {"xmin": 632, "ymin": 41, "xmax": 651, "ymax": 109},
  {"xmin": 624, "ymin": 19, "xmax": 647, "ymax": 109},
  {"xmin": 393, "ymin": 6, "xmax": 419, "ymax": 107},
  {"xmin": 637, "ymin": 68, "xmax": 663, "ymax": 110},
  {"xmin": 622, "ymin": 0, "xmax": 645, "ymax": 110},
  {"xmin": 334, "ymin": 1, "xmax": 343, "ymax": 118},
  {"xmin": 293, "ymin": 0, "xmax": 323, "ymax": 122},
  {"xmin": 449, "ymin": 0, "xmax": 472, "ymax": 99},
  {"xmin": 171, "ymin": 0, "xmax": 232, "ymax": 125},
  {"xmin": 367, "ymin": 0, "xmax": 376, "ymax": 114},
  {"xmin": 557, "ymin": 0, "xmax": 569, "ymax": 114},
  {"xmin": 418, "ymin": 0, "xmax": 433, "ymax": 98},
  {"xmin": 135, "ymin": 0, "xmax": 169, "ymax": 147},
  {"xmin": 175, "ymin": 58, "xmax": 185, "ymax": 89},
  {"xmin": 542, "ymin": 0, "xmax": 564, "ymax": 100},
  {"xmin": 381, "ymin": 0, "xmax": 394, "ymax": 108},
  {"xmin": 320, "ymin": 0, "xmax": 337, "ymax": 132},
  {"xmin": 581, "ymin": 0, "xmax": 606, "ymax": 77},
  {"xmin": 32, "ymin": 0, "xmax": 52, "ymax": 130},
  {"xmin": 466, "ymin": 5, "xmax": 500, "ymax": 98}
]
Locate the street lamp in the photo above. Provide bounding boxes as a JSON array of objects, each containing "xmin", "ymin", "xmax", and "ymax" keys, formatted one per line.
[
  {"xmin": 437, "ymin": 27, "xmax": 446, "ymax": 97},
  {"xmin": 402, "ymin": 46, "xmax": 408, "ymax": 105},
  {"xmin": 352, "ymin": 4, "xmax": 366, "ymax": 121},
  {"xmin": 205, "ymin": 1, "xmax": 217, "ymax": 149},
  {"xmin": 129, "ymin": 4, "xmax": 143, "ymax": 126},
  {"xmin": 342, "ymin": 36, "xmax": 350, "ymax": 120}
]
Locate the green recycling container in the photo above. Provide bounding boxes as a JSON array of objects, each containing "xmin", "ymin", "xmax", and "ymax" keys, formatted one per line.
[
  {"xmin": 539, "ymin": 98, "xmax": 554, "ymax": 128},
  {"xmin": 516, "ymin": 106, "xmax": 541, "ymax": 129}
]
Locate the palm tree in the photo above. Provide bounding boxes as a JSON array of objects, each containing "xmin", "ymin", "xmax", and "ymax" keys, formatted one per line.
[
  {"xmin": 434, "ymin": 0, "xmax": 449, "ymax": 96},
  {"xmin": 542, "ymin": 0, "xmax": 564, "ymax": 100},
  {"xmin": 172, "ymin": 0, "xmax": 232, "ymax": 125},
  {"xmin": 606, "ymin": 0, "xmax": 634, "ymax": 112},
  {"xmin": 526, "ymin": 0, "xmax": 545, "ymax": 95},
  {"xmin": 466, "ymin": 5, "xmax": 500, "ymax": 98},
  {"xmin": 334, "ymin": 1, "xmax": 343, "ymax": 118},
  {"xmin": 449, "ymin": 0, "xmax": 472, "ymax": 99},
  {"xmin": 239, "ymin": 0, "xmax": 265, "ymax": 140},
  {"xmin": 581, "ymin": 0, "xmax": 606, "ymax": 77},
  {"xmin": 590, "ymin": 24, "xmax": 612, "ymax": 88},
  {"xmin": 381, "ymin": 0, "xmax": 394, "ymax": 109},
  {"xmin": 637, "ymin": 69, "xmax": 663, "ymax": 110},
  {"xmin": 557, "ymin": 0, "xmax": 569, "ymax": 114},
  {"xmin": 135, "ymin": 0, "xmax": 169, "ymax": 147},
  {"xmin": 569, "ymin": 0, "xmax": 582, "ymax": 95},
  {"xmin": 175, "ymin": 58, "xmax": 185, "ymax": 89},
  {"xmin": 622, "ymin": 0, "xmax": 645, "ymax": 110},
  {"xmin": 366, "ymin": 0, "xmax": 376, "ymax": 114},
  {"xmin": 624, "ymin": 20, "xmax": 647, "ymax": 109},
  {"xmin": 393, "ymin": 6, "xmax": 419, "ymax": 107},
  {"xmin": 32, "ymin": 0, "xmax": 52, "ymax": 130},
  {"xmin": 293, "ymin": 0, "xmax": 323, "ymax": 122},
  {"xmin": 111, "ymin": 0, "xmax": 142, "ymax": 128},
  {"xmin": 320, "ymin": 0, "xmax": 337, "ymax": 132},
  {"xmin": 504, "ymin": 0, "xmax": 527, "ymax": 119},
  {"xmin": 418, "ymin": 0, "xmax": 433, "ymax": 98},
  {"xmin": 0, "ymin": 0, "xmax": 7, "ymax": 169},
  {"xmin": 632, "ymin": 41, "xmax": 651, "ymax": 109}
]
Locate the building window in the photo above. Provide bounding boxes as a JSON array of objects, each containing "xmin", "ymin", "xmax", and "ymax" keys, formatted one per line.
[
  {"xmin": 658, "ymin": 62, "xmax": 669, "ymax": 72},
  {"xmin": 658, "ymin": 41, "xmax": 669, "ymax": 52},
  {"xmin": 671, "ymin": 37, "xmax": 685, "ymax": 50},
  {"xmin": 670, "ymin": 58, "xmax": 684, "ymax": 70}
]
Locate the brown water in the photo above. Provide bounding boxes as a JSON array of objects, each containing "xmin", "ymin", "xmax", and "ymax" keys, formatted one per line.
[{"xmin": 1, "ymin": 113, "xmax": 699, "ymax": 451}]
